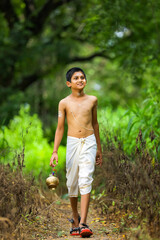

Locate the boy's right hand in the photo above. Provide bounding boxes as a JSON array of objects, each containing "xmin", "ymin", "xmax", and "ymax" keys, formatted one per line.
[{"xmin": 50, "ymin": 153, "xmax": 58, "ymax": 167}]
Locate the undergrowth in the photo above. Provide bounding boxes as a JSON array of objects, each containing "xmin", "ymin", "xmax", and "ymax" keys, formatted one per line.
[
  {"xmin": 0, "ymin": 149, "xmax": 59, "ymax": 240},
  {"xmin": 0, "ymin": 104, "xmax": 66, "ymax": 181},
  {"xmin": 93, "ymin": 129, "xmax": 160, "ymax": 239}
]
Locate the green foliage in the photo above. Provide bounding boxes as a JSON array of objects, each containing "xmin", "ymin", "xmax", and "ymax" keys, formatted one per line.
[
  {"xmin": 1, "ymin": 0, "xmax": 160, "ymax": 143},
  {"xmin": 98, "ymin": 106, "xmax": 129, "ymax": 148},
  {"xmin": 83, "ymin": 0, "xmax": 160, "ymax": 74},
  {"xmin": 99, "ymin": 93, "xmax": 160, "ymax": 159},
  {"xmin": 0, "ymin": 0, "xmax": 86, "ymax": 125},
  {"xmin": 0, "ymin": 104, "xmax": 66, "ymax": 180},
  {"xmin": 1, "ymin": 0, "xmax": 160, "ymax": 163}
]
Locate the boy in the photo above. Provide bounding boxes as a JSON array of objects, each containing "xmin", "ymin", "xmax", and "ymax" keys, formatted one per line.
[{"xmin": 50, "ymin": 67, "xmax": 102, "ymax": 237}]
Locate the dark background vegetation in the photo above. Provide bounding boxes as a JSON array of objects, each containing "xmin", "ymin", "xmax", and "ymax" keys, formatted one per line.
[{"xmin": 0, "ymin": 0, "xmax": 160, "ymax": 239}]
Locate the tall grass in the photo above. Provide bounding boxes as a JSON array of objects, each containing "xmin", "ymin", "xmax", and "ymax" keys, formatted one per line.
[
  {"xmin": 98, "ymin": 96, "xmax": 160, "ymax": 160},
  {"xmin": 93, "ymin": 129, "xmax": 160, "ymax": 238},
  {"xmin": 0, "ymin": 104, "xmax": 66, "ymax": 183},
  {"xmin": 96, "ymin": 89, "xmax": 160, "ymax": 238}
]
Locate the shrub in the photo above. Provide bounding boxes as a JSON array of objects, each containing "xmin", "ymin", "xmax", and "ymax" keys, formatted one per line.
[
  {"xmin": 98, "ymin": 97, "xmax": 160, "ymax": 159},
  {"xmin": 0, "ymin": 104, "xmax": 66, "ymax": 182},
  {"xmin": 93, "ymin": 130, "xmax": 160, "ymax": 238}
]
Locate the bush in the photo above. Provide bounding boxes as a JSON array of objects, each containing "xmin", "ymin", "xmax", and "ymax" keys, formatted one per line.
[
  {"xmin": 93, "ymin": 130, "xmax": 160, "ymax": 238},
  {"xmin": 0, "ymin": 104, "xmax": 66, "ymax": 182},
  {"xmin": 0, "ymin": 160, "xmax": 40, "ymax": 238},
  {"xmin": 98, "ymin": 97, "xmax": 160, "ymax": 159},
  {"xmin": 0, "ymin": 157, "xmax": 61, "ymax": 240}
]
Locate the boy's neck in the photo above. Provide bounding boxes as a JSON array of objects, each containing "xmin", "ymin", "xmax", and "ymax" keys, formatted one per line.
[{"xmin": 71, "ymin": 90, "xmax": 85, "ymax": 98}]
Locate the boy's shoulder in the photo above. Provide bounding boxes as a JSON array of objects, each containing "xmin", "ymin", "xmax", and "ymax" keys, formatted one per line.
[
  {"xmin": 59, "ymin": 96, "xmax": 70, "ymax": 107},
  {"xmin": 86, "ymin": 94, "xmax": 97, "ymax": 103},
  {"xmin": 87, "ymin": 94, "xmax": 97, "ymax": 100},
  {"xmin": 59, "ymin": 94, "xmax": 97, "ymax": 106}
]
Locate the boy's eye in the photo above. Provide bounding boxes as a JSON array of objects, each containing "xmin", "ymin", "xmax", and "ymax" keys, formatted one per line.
[{"xmin": 73, "ymin": 75, "xmax": 85, "ymax": 80}]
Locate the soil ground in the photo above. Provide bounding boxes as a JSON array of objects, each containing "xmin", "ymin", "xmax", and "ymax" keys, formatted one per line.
[
  {"xmin": 52, "ymin": 200, "xmax": 128, "ymax": 240},
  {"xmin": 20, "ymin": 192, "xmax": 129, "ymax": 240}
]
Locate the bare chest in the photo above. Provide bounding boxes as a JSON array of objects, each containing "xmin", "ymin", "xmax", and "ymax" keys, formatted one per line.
[{"xmin": 66, "ymin": 100, "xmax": 93, "ymax": 117}]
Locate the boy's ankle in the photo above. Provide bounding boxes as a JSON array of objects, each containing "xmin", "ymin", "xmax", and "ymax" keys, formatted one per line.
[
  {"xmin": 79, "ymin": 222, "xmax": 86, "ymax": 226},
  {"xmin": 73, "ymin": 212, "xmax": 79, "ymax": 219}
]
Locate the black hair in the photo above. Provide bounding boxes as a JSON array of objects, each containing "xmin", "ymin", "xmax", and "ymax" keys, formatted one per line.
[{"xmin": 66, "ymin": 67, "xmax": 86, "ymax": 82}]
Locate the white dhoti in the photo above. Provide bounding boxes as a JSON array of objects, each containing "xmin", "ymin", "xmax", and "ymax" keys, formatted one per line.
[{"xmin": 66, "ymin": 134, "xmax": 97, "ymax": 197}]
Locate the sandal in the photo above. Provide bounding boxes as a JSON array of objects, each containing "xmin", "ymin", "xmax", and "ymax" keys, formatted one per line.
[
  {"xmin": 68, "ymin": 215, "xmax": 81, "ymax": 224},
  {"xmin": 68, "ymin": 215, "xmax": 81, "ymax": 236},
  {"xmin": 70, "ymin": 227, "xmax": 80, "ymax": 236},
  {"xmin": 80, "ymin": 223, "xmax": 93, "ymax": 238}
]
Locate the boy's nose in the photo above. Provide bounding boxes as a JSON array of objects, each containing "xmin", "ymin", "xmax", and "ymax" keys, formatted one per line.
[{"xmin": 77, "ymin": 79, "xmax": 84, "ymax": 82}]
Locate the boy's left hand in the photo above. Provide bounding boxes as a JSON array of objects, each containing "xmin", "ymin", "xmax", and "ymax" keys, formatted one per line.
[{"xmin": 96, "ymin": 150, "xmax": 103, "ymax": 166}]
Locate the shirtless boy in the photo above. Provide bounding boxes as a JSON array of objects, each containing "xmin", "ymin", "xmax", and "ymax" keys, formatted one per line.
[{"xmin": 50, "ymin": 67, "xmax": 102, "ymax": 238}]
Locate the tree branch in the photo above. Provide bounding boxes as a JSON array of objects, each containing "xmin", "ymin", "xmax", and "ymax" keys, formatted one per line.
[
  {"xmin": 24, "ymin": 0, "xmax": 35, "ymax": 18},
  {"xmin": 27, "ymin": 0, "xmax": 73, "ymax": 35},
  {"xmin": 70, "ymin": 51, "xmax": 112, "ymax": 62},
  {"xmin": 0, "ymin": 0, "xmax": 18, "ymax": 28},
  {"xmin": 12, "ymin": 51, "xmax": 112, "ymax": 91},
  {"xmin": 13, "ymin": 73, "xmax": 39, "ymax": 91}
]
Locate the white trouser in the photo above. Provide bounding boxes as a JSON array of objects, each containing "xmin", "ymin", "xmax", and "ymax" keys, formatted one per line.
[{"xmin": 66, "ymin": 134, "xmax": 97, "ymax": 197}]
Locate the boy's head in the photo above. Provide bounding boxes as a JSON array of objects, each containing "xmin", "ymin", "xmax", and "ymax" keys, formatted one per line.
[{"xmin": 66, "ymin": 67, "xmax": 86, "ymax": 82}]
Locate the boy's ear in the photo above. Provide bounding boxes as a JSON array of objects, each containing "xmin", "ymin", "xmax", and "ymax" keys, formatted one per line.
[{"xmin": 66, "ymin": 81, "xmax": 71, "ymax": 88}]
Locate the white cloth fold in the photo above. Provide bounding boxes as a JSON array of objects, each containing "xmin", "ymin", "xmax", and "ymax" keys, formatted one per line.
[{"xmin": 66, "ymin": 134, "xmax": 97, "ymax": 197}]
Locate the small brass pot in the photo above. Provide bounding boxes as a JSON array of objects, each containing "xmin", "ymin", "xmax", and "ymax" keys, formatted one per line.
[{"xmin": 46, "ymin": 175, "xmax": 59, "ymax": 190}]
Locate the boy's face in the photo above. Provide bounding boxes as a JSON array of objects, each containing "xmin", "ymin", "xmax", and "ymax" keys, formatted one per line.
[{"xmin": 66, "ymin": 71, "xmax": 86, "ymax": 90}]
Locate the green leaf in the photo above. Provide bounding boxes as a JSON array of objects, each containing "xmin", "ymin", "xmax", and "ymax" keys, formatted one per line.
[{"xmin": 127, "ymin": 116, "xmax": 138, "ymax": 135}]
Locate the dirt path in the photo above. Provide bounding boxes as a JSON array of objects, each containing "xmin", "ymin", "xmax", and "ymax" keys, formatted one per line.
[
  {"xmin": 20, "ymin": 192, "xmax": 129, "ymax": 240},
  {"xmin": 50, "ymin": 199, "xmax": 128, "ymax": 240}
]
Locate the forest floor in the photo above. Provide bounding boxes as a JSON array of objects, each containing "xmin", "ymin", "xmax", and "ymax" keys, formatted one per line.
[{"xmin": 18, "ymin": 192, "xmax": 130, "ymax": 240}]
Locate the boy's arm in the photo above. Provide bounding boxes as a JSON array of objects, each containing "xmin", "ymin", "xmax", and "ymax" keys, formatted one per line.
[
  {"xmin": 50, "ymin": 100, "xmax": 65, "ymax": 167},
  {"xmin": 92, "ymin": 97, "xmax": 103, "ymax": 166}
]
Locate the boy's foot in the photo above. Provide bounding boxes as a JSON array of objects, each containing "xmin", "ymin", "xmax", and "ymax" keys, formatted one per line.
[
  {"xmin": 68, "ymin": 215, "xmax": 81, "ymax": 236},
  {"xmin": 79, "ymin": 223, "xmax": 93, "ymax": 238},
  {"xmin": 70, "ymin": 227, "xmax": 80, "ymax": 236}
]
